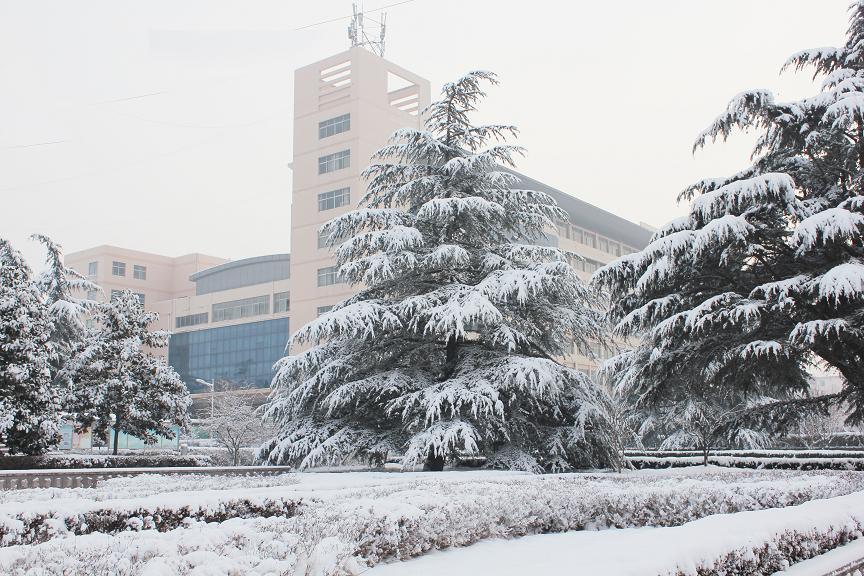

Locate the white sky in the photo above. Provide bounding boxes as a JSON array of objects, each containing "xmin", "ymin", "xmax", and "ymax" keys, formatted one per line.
[{"xmin": 0, "ymin": 0, "xmax": 851, "ymax": 269}]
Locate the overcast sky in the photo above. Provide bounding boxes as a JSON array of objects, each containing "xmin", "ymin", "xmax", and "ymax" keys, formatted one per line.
[{"xmin": 0, "ymin": 0, "xmax": 851, "ymax": 269}]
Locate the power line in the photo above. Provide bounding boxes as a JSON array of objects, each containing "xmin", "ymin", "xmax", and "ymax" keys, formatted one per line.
[
  {"xmin": 1, "ymin": 140, "xmax": 68, "ymax": 149},
  {"xmin": 294, "ymin": 0, "xmax": 419, "ymax": 31}
]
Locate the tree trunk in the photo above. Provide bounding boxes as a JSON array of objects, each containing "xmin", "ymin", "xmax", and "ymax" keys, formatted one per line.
[
  {"xmin": 424, "ymin": 448, "xmax": 445, "ymax": 472},
  {"xmin": 443, "ymin": 336, "xmax": 458, "ymax": 379},
  {"xmin": 112, "ymin": 423, "xmax": 121, "ymax": 456},
  {"xmin": 702, "ymin": 446, "xmax": 709, "ymax": 467}
]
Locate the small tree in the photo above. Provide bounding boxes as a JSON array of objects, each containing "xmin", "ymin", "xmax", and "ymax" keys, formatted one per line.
[
  {"xmin": 0, "ymin": 239, "xmax": 61, "ymax": 454},
  {"xmin": 205, "ymin": 384, "xmax": 271, "ymax": 466},
  {"xmin": 261, "ymin": 72, "xmax": 613, "ymax": 472},
  {"xmin": 67, "ymin": 290, "xmax": 189, "ymax": 454}
]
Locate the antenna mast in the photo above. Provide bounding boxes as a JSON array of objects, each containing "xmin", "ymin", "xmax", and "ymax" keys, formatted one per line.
[{"xmin": 348, "ymin": 2, "xmax": 387, "ymax": 57}]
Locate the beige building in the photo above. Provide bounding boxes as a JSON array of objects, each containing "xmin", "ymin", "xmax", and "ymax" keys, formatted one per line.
[
  {"xmin": 289, "ymin": 46, "xmax": 430, "ymax": 330},
  {"xmin": 67, "ymin": 45, "xmax": 652, "ymax": 391}
]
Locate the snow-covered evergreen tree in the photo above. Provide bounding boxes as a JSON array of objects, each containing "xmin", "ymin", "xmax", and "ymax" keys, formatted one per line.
[
  {"xmin": 31, "ymin": 234, "xmax": 99, "ymax": 390},
  {"xmin": 261, "ymin": 71, "xmax": 613, "ymax": 472},
  {"xmin": 65, "ymin": 290, "xmax": 189, "ymax": 454},
  {"xmin": 0, "ymin": 239, "xmax": 61, "ymax": 454},
  {"xmin": 595, "ymin": 2, "xmax": 864, "ymax": 434}
]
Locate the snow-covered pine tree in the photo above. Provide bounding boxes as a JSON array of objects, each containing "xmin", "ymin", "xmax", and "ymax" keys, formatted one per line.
[
  {"xmin": 261, "ymin": 71, "xmax": 614, "ymax": 473},
  {"xmin": 65, "ymin": 290, "xmax": 190, "ymax": 454},
  {"xmin": 31, "ymin": 234, "xmax": 99, "ymax": 388},
  {"xmin": 594, "ymin": 2, "xmax": 864, "ymax": 437},
  {"xmin": 0, "ymin": 239, "xmax": 61, "ymax": 454}
]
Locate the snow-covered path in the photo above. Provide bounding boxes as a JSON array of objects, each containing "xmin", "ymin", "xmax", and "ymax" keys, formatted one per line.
[{"xmin": 367, "ymin": 489, "xmax": 864, "ymax": 576}]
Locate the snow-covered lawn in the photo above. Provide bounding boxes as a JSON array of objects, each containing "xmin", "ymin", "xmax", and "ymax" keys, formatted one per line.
[{"xmin": 1, "ymin": 467, "xmax": 863, "ymax": 575}]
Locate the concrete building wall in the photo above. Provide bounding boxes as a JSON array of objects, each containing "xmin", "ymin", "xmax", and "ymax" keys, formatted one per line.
[{"xmin": 289, "ymin": 47, "xmax": 431, "ymax": 332}]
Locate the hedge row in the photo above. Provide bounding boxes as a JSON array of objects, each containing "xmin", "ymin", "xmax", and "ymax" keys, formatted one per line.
[
  {"xmin": 627, "ymin": 455, "xmax": 864, "ymax": 471},
  {"xmin": 0, "ymin": 497, "xmax": 300, "ymax": 547},
  {"xmin": 0, "ymin": 453, "xmax": 212, "ymax": 470}
]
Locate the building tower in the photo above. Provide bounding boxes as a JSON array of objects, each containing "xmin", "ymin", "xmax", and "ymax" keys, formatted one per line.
[{"xmin": 289, "ymin": 46, "xmax": 431, "ymax": 332}]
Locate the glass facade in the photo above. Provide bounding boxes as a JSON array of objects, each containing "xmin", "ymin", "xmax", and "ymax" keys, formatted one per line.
[
  {"xmin": 168, "ymin": 318, "xmax": 289, "ymax": 392},
  {"xmin": 192, "ymin": 255, "xmax": 290, "ymax": 296},
  {"xmin": 319, "ymin": 113, "xmax": 350, "ymax": 139}
]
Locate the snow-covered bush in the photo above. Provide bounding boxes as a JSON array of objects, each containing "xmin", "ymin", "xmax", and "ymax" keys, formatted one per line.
[
  {"xmin": 0, "ymin": 452, "xmax": 212, "ymax": 470},
  {"xmin": 627, "ymin": 454, "xmax": 864, "ymax": 471}
]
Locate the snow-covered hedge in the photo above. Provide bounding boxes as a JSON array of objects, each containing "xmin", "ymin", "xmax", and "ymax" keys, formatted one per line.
[
  {"xmin": 1, "ymin": 470, "xmax": 864, "ymax": 574},
  {"xmin": 625, "ymin": 449, "xmax": 864, "ymax": 459},
  {"xmin": 0, "ymin": 495, "xmax": 300, "ymax": 546},
  {"xmin": 627, "ymin": 455, "xmax": 864, "ymax": 470},
  {"xmin": 0, "ymin": 452, "xmax": 212, "ymax": 470}
]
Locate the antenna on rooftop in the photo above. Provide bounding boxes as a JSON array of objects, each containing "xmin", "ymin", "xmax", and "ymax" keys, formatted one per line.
[{"xmin": 348, "ymin": 2, "xmax": 387, "ymax": 57}]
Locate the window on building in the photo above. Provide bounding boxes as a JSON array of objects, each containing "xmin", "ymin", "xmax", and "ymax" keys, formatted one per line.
[
  {"xmin": 318, "ymin": 149, "xmax": 350, "ymax": 174},
  {"xmin": 317, "ymin": 305, "xmax": 334, "ymax": 316},
  {"xmin": 274, "ymin": 291, "xmax": 290, "ymax": 313},
  {"xmin": 318, "ymin": 113, "xmax": 350, "ymax": 139},
  {"xmin": 112, "ymin": 261, "xmax": 126, "ymax": 276},
  {"xmin": 610, "ymin": 241, "xmax": 621, "ymax": 257},
  {"xmin": 87, "ymin": 261, "xmax": 98, "ymax": 276},
  {"xmin": 176, "ymin": 312, "xmax": 208, "ymax": 328},
  {"xmin": 212, "ymin": 295, "xmax": 270, "ymax": 322},
  {"xmin": 317, "ymin": 228, "xmax": 331, "ymax": 249},
  {"xmin": 133, "ymin": 264, "xmax": 147, "ymax": 280},
  {"xmin": 572, "ymin": 227, "xmax": 584, "ymax": 244},
  {"xmin": 86, "ymin": 289, "xmax": 99, "ymax": 301},
  {"xmin": 110, "ymin": 289, "xmax": 122, "ymax": 300},
  {"xmin": 317, "ymin": 266, "xmax": 342, "ymax": 287},
  {"xmin": 135, "ymin": 293, "xmax": 145, "ymax": 306},
  {"xmin": 583, "ymin": 232, "xmax": 597, "ymax": 249},
  {"xmin": 599, "ymin": 237, "xmax": 609, "ymax": 254},
  {"xmin": 318, "ymin": 187, "xmax": 350, "ymax": 211}
]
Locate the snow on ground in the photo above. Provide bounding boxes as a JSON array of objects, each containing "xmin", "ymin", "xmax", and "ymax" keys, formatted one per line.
[{"xmin": 1, "ymin": 467, "xmax": 863, "ymax": 575}]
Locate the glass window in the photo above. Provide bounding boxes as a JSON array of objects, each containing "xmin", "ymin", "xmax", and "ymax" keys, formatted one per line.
[
  {"xmin": 273, "ymin": 291, "xmax": 290, "ymax": 313},
  {"xmin": 611, "ymin": 241, "xmax": 621, "ymax": 257},
  {"xmin": 318, "ymin": 149, "xmax": 350, "ymax": 174},
  {"xmin": 599, "ymin": 237, "xmax": 610, "ymax": 253},
  {"xmin": 317, "ymin": 266, "xmax": 342, "ymax": 287},
  {"xmin": 317, "ymin": 305, "xmax": 334, "ymax": 316},
  {"xmin": 112, "ymin": 261, "xmax": 125, "ymax": 276},
  {"xmin": 318, "ymin": 187, "xmax": 350, "ymax": 212},
  {"xmin": 86, "ymin": 289, "xmax": 99, "ymax": 301},
  {"xmin": 572, "ymin": 227, "xmax": 584, "ymax": 244},
  {"xmin": 133, "ymin": 265, "xmax": 147, "ymax": 280},
  {"xmin": 176, "ymin": 312, "xmax": 208, "ymax": 328},
  {"xmin": 87, "ymin": 261, "xmax": 98, "ymax": 276},
  {"xmin": 317, "ymin": 228, "xmax": 331, "ymax": 249},
  {"xmin": 584, "ymin": 232, "xmax": 596, "ymax": 249},
  {"xmin": 319, "ymin": 113, "xmax": 350, "ymax": 139},
  {"xmin": 212, "ymin": 295, "xmax": 270, "ymax": 322},
  {"xmin": 110, "ymin": 289, "xmax": 122, "ymax": 300},
  {"xmin": 135, "ymin": 293, "xmax": 145, "ymax": 306}
]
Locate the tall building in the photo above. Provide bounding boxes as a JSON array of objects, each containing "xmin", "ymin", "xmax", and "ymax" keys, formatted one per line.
[{"xmin": 289, "ymin": 46, "xmax": 430, "ymax": 331}]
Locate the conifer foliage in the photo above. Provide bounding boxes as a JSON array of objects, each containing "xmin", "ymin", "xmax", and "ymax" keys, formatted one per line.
[
  {"xmin": 66, "ymin": 290, "xmax": 190, "ymax": 454},
  {"xmin": 262, "ymin": 72, "xmax": 612, "ymax": 472},
  {"xmin": 0, "ymin": 240, "xmax": 61, "ymax": 454},
  {"xmin": 594, "ymin": 3, "xmax": 864, "ymax": 440}
]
